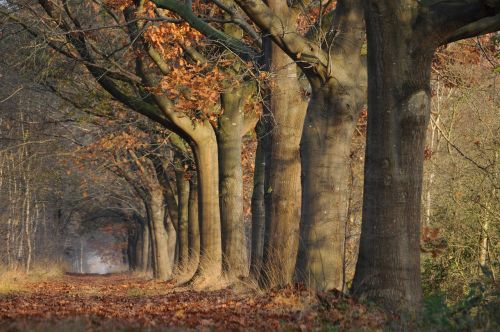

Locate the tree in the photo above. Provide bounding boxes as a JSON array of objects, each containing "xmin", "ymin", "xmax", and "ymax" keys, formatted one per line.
[
  {"xmin": 147, "ymin": 0, "xmax": 310, "ymax": 286},
  {"xmin": 252, "ymin": 0, "xmax": 308, "ymax": 287},
  {"xmin": 0, "ymin": 63, "xmax": 84, "ymax": 271},
  {"xmin": 352, "ymin": 0, "xmax": 500, "ymax": 314},
  {"xmin": 233, "ymin": 0, "xmax": 366, "ymax": 290},
  {"xmin": 0, "ymin": 0, "xmax": 263, "ymax": 284}
]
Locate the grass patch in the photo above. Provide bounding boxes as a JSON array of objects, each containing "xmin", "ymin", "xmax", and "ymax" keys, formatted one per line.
[
  {"xmin": 0, "ymin": 264, "xmax": 65, "ymax": 294},
  {"xmin": 126, "ymin": 287, "xmax": 147, "ymax": 297}
]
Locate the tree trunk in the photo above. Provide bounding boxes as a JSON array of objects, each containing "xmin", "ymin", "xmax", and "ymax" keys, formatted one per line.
[
  {"xmin": 352, "ymin": 3, "xmax": 433, "ymax": 312},
  {"xmin": 250, "ymin": 125, "xmax": 266, "ymax": 277},
  {"xmin": 260, "ymin": 36, "xmax": 307, "ymax": 287},
  {"xmin": 188, "ymin": 177, "xmax": 200, "ymax": 268},
  {"xmin": 191, "ymin": 135, "xmax": 222, "ymax": 281},
  {"xmin": 176, "ymin": 166, "xmax": 190, "ymax": 269},
  {"xmin": 296, "ymin": 86, "xmax": 357, "ymax": 291},
  {"xmin": 217, "ymin": 86, "xmax": 248, "ymax": 278},
  {"xmin": 79, "ymin": 239, "xmax": 84, "ymax": 274},
  {"xmin": 165, "ymin": 216, "xmax": 177, "ymax": 271},
  {"xmin": 150, "ymin": 155, "xmax": 179, "ymax": 270},
  {"xmin": 127, "ymin": 230, "xmax": 138, "ymax": 270},
  {"xmin": 140, "ymin": 223, "xmax": 150, "ymax": 272},
  {"xmin": 148, "ymin": 189, "xmax": 173, "ymax": 280},
  {"xmin": 135, "ymin": 224, "xmax": 144, "ymax": 271}
]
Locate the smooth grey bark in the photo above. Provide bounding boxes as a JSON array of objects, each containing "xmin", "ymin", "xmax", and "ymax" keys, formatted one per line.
[
  {"xmin": 147, "ymin": 189, "xmax": 173, "ymax": 280},
  {"xmin": 217, "ymin": 86, "xmax": 248, "ymax": 278},
  {"xmin": 295, "ymin": 2, "xmax": 366, "ymax": 291},
  {"xmin": 259, "ymin": 10, "xmax": 307, "ymax": 285},
  {"xmin": 176, "ymin": 162, "xmax": 190, "ymax": 269},
  {"xmin": 296, "ymin": 86, "xmax": 360, "ymax": 291},
  {"xmin": 188, "ymin": 177, "xmax": 200, "ymax": 268},
  {"xmin": 165, "ymin": 215, "xmax": 177, "ymax": 271},
  {"xmin": 191, "ymin": 137, "xmax": 222, "ymax": 280},
  {"xmin": 125, "ymin": 5, "xmax": 224, "ymax": 284},
  {"xmin": 250, "ymin": 122, "xmax": 266, "ymax": 277},
  {"xmin": 233, "ymin": 0, "xmax": 366, "ymax": 290},
  {"xmin": 141, "ymin": 222, "xmax": 151, "ymax": 273},
  {"xmin": 352, "ymin": 0, "xmax": 499, "ymax": 314},
  {"xmin": 214, "ymin": 11, "xmax": 256, "ymax": 279},
  {"xmin": 135, "ymin": 224, "xmax": 144, "ymax": 271},
  {"xmin": 138, "ymin": 224, "xmax": 149, "ymax": 272},
  {"xmin": 150, "ymin": 155, "xmax": 179, "ymax": 269}
]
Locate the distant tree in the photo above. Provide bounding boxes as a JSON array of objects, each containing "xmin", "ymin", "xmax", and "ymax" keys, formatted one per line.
[{"xmin": 0, "ymin": 0, "xmax": 262, "ymax": 284}]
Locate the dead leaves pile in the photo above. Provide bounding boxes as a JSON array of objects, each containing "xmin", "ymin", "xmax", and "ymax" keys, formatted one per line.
[{"xmin": 0, "ymin": 274, "xmax": 389, "ymax": 331}]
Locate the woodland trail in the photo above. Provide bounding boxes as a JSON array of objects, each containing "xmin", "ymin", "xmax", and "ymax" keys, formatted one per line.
[{"xmin": 0, "ymin": 273, "xmax": 387, "ymax": 331}]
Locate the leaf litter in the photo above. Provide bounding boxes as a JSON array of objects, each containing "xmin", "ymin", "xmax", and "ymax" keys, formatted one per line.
[{"xmin": 0, "ymin": 274, "xmax": 389, "ymax": 331}]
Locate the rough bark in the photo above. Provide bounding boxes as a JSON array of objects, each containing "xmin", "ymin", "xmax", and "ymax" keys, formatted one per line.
[
  {"xmin": 350, "ymin": 0, "xmax": 432, "ymax": 314},
  {"xmin": 351, "ymin": 0, "xmax": 499, "ymax": 314}
]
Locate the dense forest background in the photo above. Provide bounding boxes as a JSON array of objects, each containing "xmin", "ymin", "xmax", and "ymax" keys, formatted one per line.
[{"xmin": 0, "ymin": 0, "xmax": 498, "ymax": 330}]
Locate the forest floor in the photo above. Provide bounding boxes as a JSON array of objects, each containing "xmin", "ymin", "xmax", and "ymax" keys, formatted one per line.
[{"xmin": 0, "ymin": 273, "xmax": 390, "ymax": 331}]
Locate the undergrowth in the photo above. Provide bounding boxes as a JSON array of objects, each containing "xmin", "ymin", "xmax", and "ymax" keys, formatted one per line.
[
  {"xmin": 420, "ymin": 281, "xmax": 499, "ymax": 331},
  {"xmin": 0, "ymin": 264, "xmax": 65, "ymax": 294}
]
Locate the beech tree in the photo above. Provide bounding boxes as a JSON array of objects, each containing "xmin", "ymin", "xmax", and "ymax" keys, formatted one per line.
[
  {"xmin": 351, "ymin": 0, "xmax": 500, "ymax": 314},
  {"xmin": 146, "ymin": 0, "xmax": 309, "ymax": 286},
  {"xmin": 232, "ymin": 0, "xmax": 367, "ymax": 290},
  {"xmin": 0, "ymin": 0, "xmax": 265, "ymax": 284},
  {"xmin": 254, "ymin": 0, "xmax": 308, "ymax": 287}
]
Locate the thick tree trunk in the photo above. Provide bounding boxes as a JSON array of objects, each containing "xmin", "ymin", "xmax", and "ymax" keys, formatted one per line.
[
  {"xmin": 352, "ymin": 3, "xmax": 433, "ymax": 312},
  {"xmin": 217, "ymin": 87, "xmax": 248, "ymax": 278},
  {"xmin": 188, "ymin": 177, "xmax": 200, "ymax": 268},
  {"xmin": 176, "ymin": 167, "xmax": 190, "ymax": 269},
  {"xmin": 250, "ymin": 126, "xmax": 266, "ymax": 277},
  {"xmin": 296, "ymin": 87, "xmax": 357, "ymax": 291},
  {"xmin": 148, "ymin": 189, "xmax": 173, "ymax": 280},
  {"xmin": 260, "ymin": 40, "xmax": 307, "ymax": 287},
  {"xmin": 191, "ymin": 135, "xmax": 222, "ymax": 281}
]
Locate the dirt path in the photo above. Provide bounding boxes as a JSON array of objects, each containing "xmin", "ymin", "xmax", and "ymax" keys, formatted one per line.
[{"xmin": 0, "ymin": 273, "xmax": 386, "ymax": 331}]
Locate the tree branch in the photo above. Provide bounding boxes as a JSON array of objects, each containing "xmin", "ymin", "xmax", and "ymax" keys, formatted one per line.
[
  {"xmin": 210, "ymin": 0, "xmax": 262, "ymax": 47},
  {"xmin": 422, "ymin": 0, "xmax": 500, "ymax": 44},
  {"xmin": 233, "ymin": 0, "xmax": 329, "ymax": 79},
  {"xmin": 151, "ymin": 0, "xmax": 257, "ymax": 60},
  {"xmin": 443, "ymin": 13, "xmax": 500, "ymax": 44}
]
